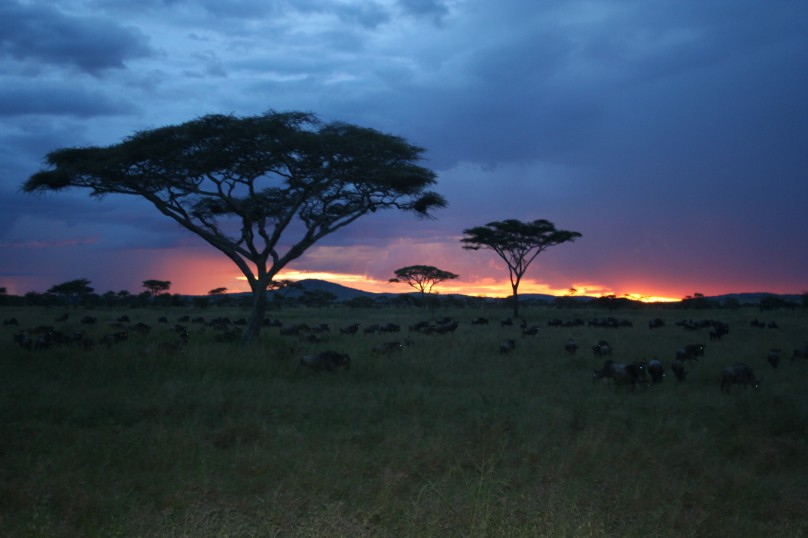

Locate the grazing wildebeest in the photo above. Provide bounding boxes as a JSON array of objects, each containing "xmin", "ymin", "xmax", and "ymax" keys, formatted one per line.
[
  {"xmin": 340, "ymin": 323, "xmax": 360, "ymax": 335},
  {"xmin": 372, "ymin": 341, "xmax": 403, "ymax": 356},
  {"xmin": 766, "ymin": 349, "xmax": 781, "ymax": 369},
  {"xmin": 593, "ymin": 360, "xmax": 641, "ymax": 389},
  {"xmin": 500, "ymin": 318, "xmax": 513, "ymax": 327},
  {"xmin": 300, "ymin": 351, "xmax": 351, "ymax": 371},
  {"xmin": 564, "ymin": 338, "xmax": 578, "ymax": 355},
  {"xmin": 647, "ymin": 359, "xmax": 664, "ymax": 384},
  {"xmin": 670, "ymin": 359, "xmax": 687, "ymax": 382},
  {"xmin": 3, "ymin": 318, "xmax": 19, "ymax": 326},
  {"xmin": 521, "ymin": 325, "xmax": 539, "ymax": 337},
  {"xmin": 471, "ymin": 317, "xmax": 489, "ymax": 325},
  {"xmin": 793, "ymin": 345, "xmax": 808, "ymax": 360},
  {"xmin": 499, "ymin": 339, "xmax": 516, "ymax": 354},
  {"xmin": 592, "ymin": 340, "xmax": 613, "ymax": 357},
  {"xmin": 648, "ymin": 318, "xmax": 665, "ymax": 329},
  {"xmin": 720, "ymin": 363, "xmax": 761, "ymax": 392},
  {"xmin": 676, "ymin": 343, "xmax": 705, "ymax": 363}
]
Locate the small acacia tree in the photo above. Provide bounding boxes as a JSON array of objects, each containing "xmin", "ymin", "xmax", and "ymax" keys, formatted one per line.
[
  {"xmin": 461, "ymin": 219, "xmax": 581, "ymax": 318},
  {"xmin": 23, "ymin": 110, "xmax": 446, "ymax": 343},
  {"xmin": 142, "ymin": 279, "xmax": 171, "ymax": 297},
  {"xmin": 389, "ymin": 265, "xmax": 458, "ymax": 307},
  {"xmin": 47, "ymin": 278, "xmax": 95, "ymax": 306}
]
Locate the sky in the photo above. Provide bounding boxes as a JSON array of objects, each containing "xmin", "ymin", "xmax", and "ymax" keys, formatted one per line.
[{"xmin": 1, "ymin": 0, "xmax": 807, "ymax": 302}]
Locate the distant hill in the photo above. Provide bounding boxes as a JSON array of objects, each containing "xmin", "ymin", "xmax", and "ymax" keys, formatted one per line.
[{"xmin": 272, "ymin": 278, "xmax": 383, "ymax": 301}]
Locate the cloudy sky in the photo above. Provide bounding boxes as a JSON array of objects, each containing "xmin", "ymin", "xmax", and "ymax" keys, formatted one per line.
[{"xmin": 1, "ymin": 0, "xmax": 806, "ymax": 301}]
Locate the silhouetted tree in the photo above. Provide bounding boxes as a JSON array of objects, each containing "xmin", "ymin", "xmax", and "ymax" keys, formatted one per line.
[
  {"xmin": 208, "ymin": 287, "xmax": 228, "ymax": 296},
  {"xmin": 461, "ymin": 219, "xmax": 581, "ymax": 318},
  {"xmin": 23, "ymin": 110, "xmax": 446, "ymax": 344},
  {"xmin": 389, "ymin": 265, "xmax": 458, "ymax": 308},
  {"xmin": 47, "ymin": 278, "xmax": 94, "ymax": 306},
  {"xmin": 143, "ymin": 279, "xmax": 171, "ymax": 297}
]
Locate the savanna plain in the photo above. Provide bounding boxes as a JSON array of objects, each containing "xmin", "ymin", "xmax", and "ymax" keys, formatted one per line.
[{"xmin": 1, "ymin": 303, "xmax": 807, "ymax": 537}]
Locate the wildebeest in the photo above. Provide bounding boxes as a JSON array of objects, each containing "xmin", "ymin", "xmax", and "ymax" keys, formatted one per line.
[
  {"xmin": 648, "ymin": 318, "xmax": 665, "ymax": 329},
  {"xmin": 339, "ymin": 323, "xmax": 360, "ymax": 335},
  {"xmin": 564, "ymin": 338, "xmax": 578, "ymax": 355},
  {"xmin": 719, "ymin": 363, "xmax": 761, "ymax": 392},
  {"xmin": 670, "ymin": 359, "xmax": 687, "ymax": 382},
  {"xmin": 593, "ymin": 360, "xmax": 642, "ymax": 389},
  {"xmin": 646, "ymin": 359, "xmax": 664, "ymax": 384},
  {"xmin": 372, "ymin": 341, "xmax": 403, "ymax": 355},
  {"xmin": 3, "ymin": 318, "xmax": 19, "ymax": 326},
  {"xmin": 676, "ymin": 343, "xmax": 705, "ymax": 363},
  {"xmin": 521, "ymin": 325, "xmax": 539, "ymax": 337},
  {"xmin": 792, "ymin": 345, "xmax": 808, "ymax": 360},
  {"xmin": 299, "ymin": 351, "xmax": 351, "ymax": 371},
  {"xmin": 471, "ymin": 317, "xmax": 489, "ymax": 325},
  {"xmin": 766, "ymin": 349, "xmax": 781, "ymax": 369},
  {"xmin": 499, "ymin": 339, "xmax": 516, "ymax": 354},
  {"xmin": 592, "ymin": 340, "xmax": 613, "ymax": 357}
]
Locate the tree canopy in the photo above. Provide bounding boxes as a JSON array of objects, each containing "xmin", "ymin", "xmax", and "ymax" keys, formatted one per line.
[
  {"xmin": 142, "ymin": 279, "xmax": 171, "ymax": 296},
  {"xmin": 47, "ymin": 278, "xmax": 95, "ymax": 305},
  {"xmin": 24, "ymin": 110, "xmax": 447, "ymax": 342},
  {"xmin": 389, "ymin": 265, "xmax": 458, "ymax": 307},
  {"xmin": 461, "ymin": 219, "xmax": 581, "ymax": 318}
]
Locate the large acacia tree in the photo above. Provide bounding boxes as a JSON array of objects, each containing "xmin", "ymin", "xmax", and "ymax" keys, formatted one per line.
[
  {"xmin": 461, "ymin": 219, "xmax": 581, "ymax": 318},
  {"xmin": 23, "ymin": 111, "xmax": 447, "ymax": 343}
]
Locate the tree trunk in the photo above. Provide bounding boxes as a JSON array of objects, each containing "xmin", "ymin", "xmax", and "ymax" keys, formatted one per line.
[
  {"xmin": 511, "ymin": 282, "xmax": 520, "ymax": 319},
  {"xmin": 243, "ymin": 283, "xmax": 269, "ymax": 345}
]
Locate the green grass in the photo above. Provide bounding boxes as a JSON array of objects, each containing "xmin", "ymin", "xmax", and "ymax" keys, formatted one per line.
[{"xmin": 1, "ymin": 305, "xmax": 807, "ymax": 537}]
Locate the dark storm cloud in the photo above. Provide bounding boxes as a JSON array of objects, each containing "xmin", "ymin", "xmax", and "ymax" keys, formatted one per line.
[
  {"xmin": 2, "ymin": 0, "xmax": 806, "ymax": 296},
  {"xmin": 0, "ymin": 83, "xmax": 134, "ymax": 118},
  {"xmin": 0, "ymin": 0, "xmax": 153, "ymax": 74}
]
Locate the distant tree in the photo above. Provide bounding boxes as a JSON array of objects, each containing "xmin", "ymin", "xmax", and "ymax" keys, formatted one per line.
[
  {"xmin": 759, "ymin": 296, "xmax": 796, "ymax": 311},
  {"xmin": 389, "ymin": 265, "xmax": 459, "ymax": 308},
  {"xmin": 47, "ymin": 278, "xmax": 94, "ymax": 306},
  {"xmin": 300, "ymin": 290, "xmax": 337, "ymax": 308},
  {"xmin": 802, "ymin": 291, "xmax": 808, "ymax": 309},
  {"xmin": 681, "ymin": 292, "xmax": 716, "ymax": 309},
  {"xmin": 208, "ymin": 287, "xmax": 228, "ymax": 296},
  {"xmin": 461, "ymin": 219, "xmax": 581, "ymax": 318},
  {"xmin": 346, "ymin": 296, "xmax": 378, "ymax": 309},
  {"xmin": 24, "ymin": 111, "xmax": 446, "ymax": 344},
  {"xmin": 143, "ymin": 279, "xmax": 171, "ymax": 297},
  {"xmin": 0, "ymin": 287, "xmax": 6, "ymax": 295}
]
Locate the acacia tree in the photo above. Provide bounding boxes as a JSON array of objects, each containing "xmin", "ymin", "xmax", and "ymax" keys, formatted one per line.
[
  {"xmin": 142, "ymin": 279, "xmax": 171, "ymax": 296},
  {"xmin": 389, "ymin": 265, "xmax": 458, "ymax": 307},
  {"xmin": 47, "ymin": 278, "xmax": 95, "ymax": 306},
  {"xmin": 23, "ymin": 111, "xmax": 446, "ymax": 343},
  {"xmin": 460, "ymin": 219, "xmax": 581, "ymax": 318}
]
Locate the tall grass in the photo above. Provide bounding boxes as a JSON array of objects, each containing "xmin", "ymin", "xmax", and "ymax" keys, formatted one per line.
[{"xmin": 1, "ymin": 305, "xmax": 807, "ymax": 537}]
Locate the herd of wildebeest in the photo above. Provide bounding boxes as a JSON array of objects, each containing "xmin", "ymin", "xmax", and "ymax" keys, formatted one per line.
[{"xmin": 4, "ymin": 309, "xmax": 808, "ymax": 393}]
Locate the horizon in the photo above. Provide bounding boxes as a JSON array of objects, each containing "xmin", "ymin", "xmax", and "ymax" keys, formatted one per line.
[{"xmin": 5, "ymin": 268, "xmax": 804, "ymax": 304}]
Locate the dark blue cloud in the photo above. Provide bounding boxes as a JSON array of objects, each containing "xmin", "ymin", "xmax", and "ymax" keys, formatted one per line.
[{"xmin": 0, "ymin": 0, "xmax": 153, "ymax": 74}]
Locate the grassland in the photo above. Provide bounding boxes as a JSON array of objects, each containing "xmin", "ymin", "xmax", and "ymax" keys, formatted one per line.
[{"xmin": 1, "ymin": 304, "xmax": 807, "ymax": 537}]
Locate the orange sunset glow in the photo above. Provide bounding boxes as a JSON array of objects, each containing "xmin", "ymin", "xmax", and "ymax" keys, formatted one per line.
[{"xmin": 147, "ymin": 250, "xmax": 682, "ymax": 302}]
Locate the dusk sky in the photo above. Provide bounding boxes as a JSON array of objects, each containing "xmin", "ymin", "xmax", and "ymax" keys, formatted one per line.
[{"xmin": 1, "ymin": 0, "xmax": 807, "ymax": 301}]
